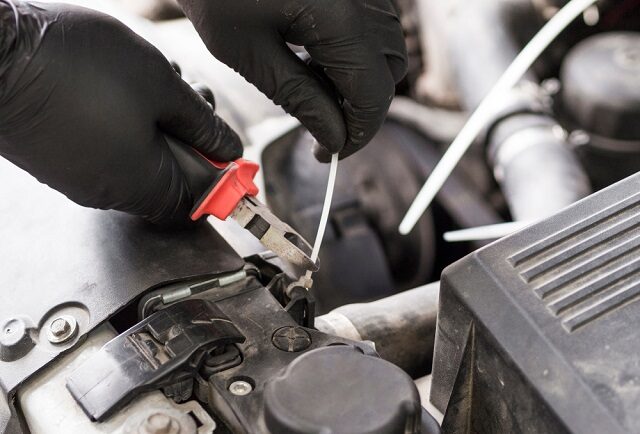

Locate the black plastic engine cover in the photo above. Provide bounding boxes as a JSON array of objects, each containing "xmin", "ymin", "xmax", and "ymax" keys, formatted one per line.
[{"xmin": 431, "ymin": 172, "xmax": 640, "ymax": 434}]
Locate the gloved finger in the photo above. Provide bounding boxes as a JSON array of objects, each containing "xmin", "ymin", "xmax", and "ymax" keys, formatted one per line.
[
  {"xmin": 309, "ymin": 45, "xmax": 396, "ymax": 162},
  {"xmin": 363, "ymin": 0, "xmax": 408, "ymax": 83},
  {"xmin": 384, "ymin": 42, "xmax": 409, "ymax": 86},
  {"xmin": 288, "ymin": 0, "xmax": 399, "ymax": 161},
  {"xmin": 157, "ymin": 69, "xmax": 243, "ymax": 162},
  {"xmin": 268, "ymin": 42, "xmax": 347, "ymax": 152},
  {"xmin": 378, "ymin": 25, "xmax": 408, "ymax": 84},
  {"xmin": 178, "ymin": 0, "xmax": 348, "ymax": 154},
  {"xmin": 233, "ymin": 37, "xmax": 347, "ymax": 154}
]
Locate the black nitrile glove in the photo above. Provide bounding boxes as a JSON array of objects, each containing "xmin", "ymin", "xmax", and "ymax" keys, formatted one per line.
[
  {"xmin": 178, "ymin": 0, "xmax": 408, "ymax": 162},
  {"xmin": 0, "ymin": 1, "xmax": 242, "ymax": 225}
]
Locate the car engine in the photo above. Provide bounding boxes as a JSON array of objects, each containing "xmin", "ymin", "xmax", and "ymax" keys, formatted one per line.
[{"xmin": 1, "ymin": 0, "xmax": 639, "ymax": 433}]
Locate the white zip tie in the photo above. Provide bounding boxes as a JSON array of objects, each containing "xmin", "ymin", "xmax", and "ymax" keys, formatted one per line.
[
  {"xmin": 398, "ymin": 0, "xmax": 599, "ymax": 235},
  {"xmin": 304, "ymin": 152, "xmax": 339, "ymax": 286},
  {"xmin": 443, "ymin": 221, "xmax": 532, "ymax": 243}
]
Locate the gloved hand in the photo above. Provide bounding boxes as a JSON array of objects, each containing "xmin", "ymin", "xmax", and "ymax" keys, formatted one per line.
[
  {"xmin": 0, "ymin": 1, "xmax": 242, "ymax": 225},
  {"xmin": 178, "ymin": 0, "xmax": 407, "ymax": 162}
]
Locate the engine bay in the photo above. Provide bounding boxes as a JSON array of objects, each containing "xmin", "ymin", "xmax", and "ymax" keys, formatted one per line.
[{"xmin": 1, "ymin": 0, "xmax": 640, "ymax": 433}]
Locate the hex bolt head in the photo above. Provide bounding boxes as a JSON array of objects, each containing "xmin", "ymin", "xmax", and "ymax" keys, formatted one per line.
[
  {"xmin": 50, "ymin": 318, "xmax": 70, "ymax": 337},
  {"xmin": 271, "ymin": 326, "xmax": 312, "ymax": 352},
  {"xmin": 46, "ymin": 315, "xmax": 78, "ymax": 344},
  {"xmin": 229, "ymin": 380, "xmax": 253, "ymax": 396}
]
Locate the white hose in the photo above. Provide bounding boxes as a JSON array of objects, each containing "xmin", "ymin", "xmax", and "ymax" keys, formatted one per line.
[
  {"xmin": 398, "ymin": 0, "xmax": 599, "ymax": 235},
  {"xmin": 304, "ymin": 153, "xmax": 339, "ymax": 284}
]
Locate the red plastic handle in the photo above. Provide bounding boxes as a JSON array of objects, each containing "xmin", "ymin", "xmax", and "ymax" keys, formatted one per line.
[{"xmin": 190, "ymin": 158, "xmax": 260, "ymax": 221}]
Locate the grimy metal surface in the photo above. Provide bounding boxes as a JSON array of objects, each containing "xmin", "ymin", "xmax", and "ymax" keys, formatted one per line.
[{"xmin": 0, "ymin": 158, "xmax": 244, "ymax": 394}]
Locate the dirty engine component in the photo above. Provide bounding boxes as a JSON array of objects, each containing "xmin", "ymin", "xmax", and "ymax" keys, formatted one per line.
[
  {"xmin": 431, "ymin": 173, "xmax": 640, "ymax": 433},
  {"xmin": 560, "ymin": 31, "xmax": 640, "ymax": 189}
]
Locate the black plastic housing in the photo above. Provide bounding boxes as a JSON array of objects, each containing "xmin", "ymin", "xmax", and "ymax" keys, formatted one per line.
[{"xmin": 431, "ymin": 172, "xmax": 640, "ymax": 434}]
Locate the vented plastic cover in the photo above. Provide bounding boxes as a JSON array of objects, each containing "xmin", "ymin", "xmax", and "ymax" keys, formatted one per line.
[{"xmin": 432, "ymin": 172, "xmax": 640, "ymax": 434}]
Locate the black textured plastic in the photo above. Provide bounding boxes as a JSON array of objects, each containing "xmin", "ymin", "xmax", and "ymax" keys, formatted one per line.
[
  {"xmin": 264, "ymin": 346, "xmax": 422, "ymax": 434},
  {"xmin": 431, "ymin": 173, "xmax": 640, "ymax": 434},
  {"xmin": 67, "ymin": 299, "xmax": 245, "ymax": 421}
]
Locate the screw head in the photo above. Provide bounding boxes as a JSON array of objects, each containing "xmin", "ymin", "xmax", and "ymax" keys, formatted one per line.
[
  {"xmin": 271, "ymin": 326, "xmax": 312, "ymax": 352},
  {"xmin": 46, "ymin": 315, "xmax": 78, "ymax": 344},
  {"xmin": 229, "ymin": 380, "xmax": 253, "ymax": 396}
]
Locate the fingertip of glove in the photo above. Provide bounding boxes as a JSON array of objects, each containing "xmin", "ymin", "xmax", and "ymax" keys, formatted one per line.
[
  {"xmin": 219, "ymin": 125, "xmax": 244, "ymax": 160},
  {"xmin": 212, "ymin": 132, "xmax": 244, "ymax": 162},
  {"xmin": 197, "ymin": 113, "xmax": 244, "ymax": 162},
  {"xmin": 302, "ymin": 110, "xmax": 346, "ymax": 151},
  {"xmin": 312, "ymin": 141, "xmax": 333, "ymax": 163}
]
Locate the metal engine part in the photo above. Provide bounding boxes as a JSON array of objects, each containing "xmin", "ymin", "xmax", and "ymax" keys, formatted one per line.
[
  {"xmin": 8, "ymin": 1, "xmax": 640, "ymax": 433},
  {"xmin": 19, "ymin": 325, "xmax": 215, "ymax": 434},
  {"xmin": 59, "ymin": 272, "xmax": 436, "ymax": 433},
  {"xmin": 0, "ymin": 155, "xmax": 244, "ymax": 433},
  {"xmin": 316, "ymin": 282, "xmax": 439, "ymax": 378},
  {"xmin": 560, "ymin": 31, "xmax": 640, "ymax": 189},
  {"xmin": 420, "ymin": 0, "xmax": 592, "ymax": 222},
  {"xmin": 488, "ymin": 111, "xmax": 592, "ymax": 222}
]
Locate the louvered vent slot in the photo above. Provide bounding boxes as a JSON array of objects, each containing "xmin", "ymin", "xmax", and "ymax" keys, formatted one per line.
[{"xmin": 509, "ymin": 193, "xmax": 640, "ymax": 332}]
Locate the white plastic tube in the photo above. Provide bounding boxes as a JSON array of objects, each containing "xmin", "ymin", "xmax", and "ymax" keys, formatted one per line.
[
  {"xmin": 304, "ymin": 153, "xmax": 339, "ymax": 283},
  {"xmin": 398, "ymin": 0, "xmax": 599, "ymax": 235}
]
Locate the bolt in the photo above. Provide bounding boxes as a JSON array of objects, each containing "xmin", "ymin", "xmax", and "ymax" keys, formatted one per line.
[
  {"xmin": 271, "ymin": 326, "xmax": 312, "ymax": 352},
  {"xmin": 229, "ymin": 380, "xmax": 253, "ymax": 396},
  {"xmin": 139, "ymin": 412, "xmax": 180, "ymax": 434},
  {"xmin": 46, "ymin": 315, "xmax": 77, "ymax": 344},
  {"xmin": 50, "ymin": 318, "xmax": 70, "ymax": 337}
]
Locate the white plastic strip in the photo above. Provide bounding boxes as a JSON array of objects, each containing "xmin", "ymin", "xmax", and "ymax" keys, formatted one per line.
[
  {"xmin": 398, "ymin": 0, "xmax": 599, "ymax": 235},
  {"xmin": 443, "ymin": 221, "xmax": 532, "ymax": 243},
  {"xmin": 305, "ymin": 153, "xmax": 339, "ymax": 282}
]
